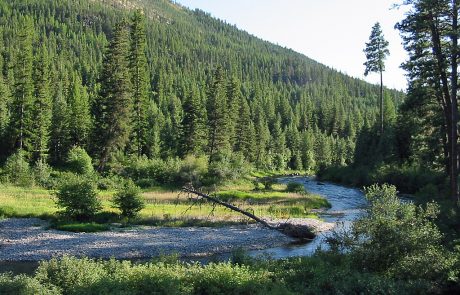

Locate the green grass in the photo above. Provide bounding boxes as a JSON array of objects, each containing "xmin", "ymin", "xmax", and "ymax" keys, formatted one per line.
[
  {"xmin": 51, "ymin": 222, "xmax": 110, "ymax": 232},
  {"xmin": 0, "ymin": 180, "xmax": 330, "ymax": 230}
]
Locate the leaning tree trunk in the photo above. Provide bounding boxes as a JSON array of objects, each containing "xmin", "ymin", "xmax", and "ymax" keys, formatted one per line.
[{"xmin": 182, "ymin": 186, "xmax": 316, "ymax": 240}]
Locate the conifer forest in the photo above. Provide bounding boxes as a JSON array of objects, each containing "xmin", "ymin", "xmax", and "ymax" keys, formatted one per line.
[{"xmin": 0, "ymin": 1, "xmax": 459, "ymax": 294}]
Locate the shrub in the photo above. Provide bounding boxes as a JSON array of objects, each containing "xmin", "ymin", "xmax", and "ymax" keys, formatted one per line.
[
  {"xmin": 113, "ymin": 180, "xmax": 145, "ymax": 218},
  {"xmin": 286, "ymin": 182, "xmax": 306, "ymax": 193},
  {"xmin": 66, "ymin": 146, "xmax": 94, "ymax": 175},
  {"xmin": 0, "ymin": 273, "xmax": 59, "ymax": 295},
  {"xmin": 123, "ymin": 156, "xmax": 181, "ymax": 185},
  {"xmin": 259, "ymin": 177, "xmax": 277, "ymax": 190},
  {"xmin": 33, "ymin": 159, "xmax": 54, "ymax": 188},
  {"xmin": 1, "ymin": 150, "xmax": 34, "ymax": 187},
  {"xmin": 54, "ymin": 176, "xmax": 101, "ymax": 220},
  {"xmin": 179, "ymin": 155, "xmax": 208, "ymax": 185},
  {"xmin": 206, "ymin": 153, "xmax": 251, "ymax": 184},
  {"xmin": 328, "ymin": 184, "xmax": 456, "ymax": 288}
]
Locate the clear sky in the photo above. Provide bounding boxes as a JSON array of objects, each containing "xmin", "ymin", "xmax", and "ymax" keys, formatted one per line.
[{"xmin": 174, "ymin": 0, "xmax": 408, "ymax": 91}]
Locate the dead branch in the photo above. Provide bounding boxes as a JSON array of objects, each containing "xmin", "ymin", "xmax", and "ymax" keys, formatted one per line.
[{"xmin": 182, "ymin": 185, "xmax": 316, "ymax": 240}]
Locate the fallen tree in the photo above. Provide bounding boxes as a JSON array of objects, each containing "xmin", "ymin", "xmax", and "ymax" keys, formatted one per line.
[{"xmin": 182, "ymin": 185, "xmax": 316, "ymax": 240}]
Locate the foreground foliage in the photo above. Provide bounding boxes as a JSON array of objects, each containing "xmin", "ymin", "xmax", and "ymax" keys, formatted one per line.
[{"xmin": 1, "ymin": 184, "xmax": 458, "ymax": 294}]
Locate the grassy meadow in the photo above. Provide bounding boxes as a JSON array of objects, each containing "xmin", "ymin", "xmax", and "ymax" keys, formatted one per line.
[{"xmin": 0, "ymin": 179, "xmax": 329, "ymax": 231}]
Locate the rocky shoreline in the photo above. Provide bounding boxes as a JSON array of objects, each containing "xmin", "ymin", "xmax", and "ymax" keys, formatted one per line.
[{"xmin": 0, "ymin": 218, "xmax": 333, "ymax": 261}]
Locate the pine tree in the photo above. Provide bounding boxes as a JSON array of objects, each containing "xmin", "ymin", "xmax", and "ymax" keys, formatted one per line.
[
  {"xmin": 9, "ymin": 18, "xmax": 34, "ymax": 154},
  {"xmin": 93, "ymin": 20, "xmax": 133, "ymax": 171},
  {"xmin": 145, "ymin": 100, "xmax": 163, "ymax": 158},
  {"xmin": 364, "ymin": 22, "xmax": 389, "ymax": 134},
  {"xmin": 0, "ymin": 27, "xmax": 9, "ymax": 153},
  {"xmin": 68, "ymin": 73, "xmax": 91, "ymax": 147},
  {"xmin": 271, "ymin": 114, "xmax": 286, "ymax": 169},
  {"xmin": 181, "ymin": 85, "xmax": 207, "ymax": 156},
  {"xmin": 254, "ymin": 111, "xmax": 270, "ymax": 169},
  {"xmin": 31, "ymin": 43, "xmax": 52, "ymax": 162},
  {"xmin": 226, "ymin": 76, "xmax": 241, "ymax": 148},
  {"xmin": 207, "ymin": 66, "xmax": 229, "ymax": 163},
  {"xmin": 161, "ymin": 95, "xmax": 182, "ymax": 157},
  {"xmin": 129, "ymin": 10, "xmax": 150, "ymax": 157},
  {"xmin": 234, "ymin": 96, "xmax": 254, "ymax": 159},
  {"xmin": 50, "ymin": 76, "xmax": 70, "ymax": 164}
]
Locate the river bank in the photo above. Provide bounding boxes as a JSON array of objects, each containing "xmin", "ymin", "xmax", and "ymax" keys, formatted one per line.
[{"xmin": 0, "ymin": 217, "xmax": 334, "ymax": 262}]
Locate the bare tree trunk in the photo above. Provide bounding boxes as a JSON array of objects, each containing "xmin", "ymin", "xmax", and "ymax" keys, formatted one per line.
[
  {"xmin": 182, "ymin": 186, "xmax": 275, "ymax": 229},
  {"xmin": 450, "ymin": 0, "xmax": 459, "ymax": 202},
  {"xmin": 430, "ymin": 10, "xmax": 459, "ymax": 201},
  {"xmin": 380, "ymin": 70, "xmax": 384, "ymax": 135},
  {"xmin": 182, "ymin": 186, "xmax": 316, "ymax": 240}
]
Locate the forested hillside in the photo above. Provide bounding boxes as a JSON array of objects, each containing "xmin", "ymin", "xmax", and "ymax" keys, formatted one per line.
[{"xmin": 0, "ymin": 0, "xmax": 403, "ymax": 174}]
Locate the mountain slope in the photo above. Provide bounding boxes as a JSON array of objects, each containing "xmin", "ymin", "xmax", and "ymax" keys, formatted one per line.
[{"xmin": 0, "ymin": 0, "xmax": 403, "ymax": 169}]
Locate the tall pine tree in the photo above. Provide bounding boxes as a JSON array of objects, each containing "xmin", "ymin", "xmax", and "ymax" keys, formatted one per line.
[
  {"xmin": 9, "ymin": 18, "xmax": 34, "ymax": 155},
  {"xmin": 207, "ymin": 66, "xmax": 229, "ymax": 163},
  {"xmin": 93, "ymin": 20, "xmax": 133, "ymax": 171},
  {"xmin": 68, "ymin": 73, "xmax": 91, "ymax": 148},
  {"xmin": 364, "ymin": 22, "xmax": 389, "ymax": 134},
  {"xmin": 129, "ymin": 10, "xmax": 150, "ymax": 157},
  {"xmin": 181, "ymin": 85, "xmax": 207, "ymax": 156},
  {"xmin": 31, "ymin": 43, "xmax": 52, "ymax": 162}
]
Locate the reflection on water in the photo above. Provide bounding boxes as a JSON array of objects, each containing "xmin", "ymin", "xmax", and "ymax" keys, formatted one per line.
[
  {"xmin": 0, "ymin": 177, "xmax": 366, "ymax": 274},
  {"xmin": 247, "ymin": 176, "xmax": 366, "ymax": 259}
]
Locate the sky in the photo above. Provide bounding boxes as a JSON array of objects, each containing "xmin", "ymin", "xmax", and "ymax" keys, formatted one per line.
[{"xmin": 174, "ymin": 0, "xmax": 409, "ymax": 91}]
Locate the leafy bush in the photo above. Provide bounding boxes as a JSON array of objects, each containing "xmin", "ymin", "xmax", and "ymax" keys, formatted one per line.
[
  {"xmin": 259, "ymin": 177, "xmax": 277, "ymax": 190},
  {"xmin": 54, "ymin": 176, "xmax": 101, "ymax": 220},
  {"xmin": 32, "ymin": 256, "xmax": 280, "ymax": 295},
  {"xmin": 113, "ymin": 180, "xmax": 145, "ymax": 218},
  {"xmin": 206, "ymin": 153, "xmax": 251, "ymax": 185},
  {"xmin": 327, "ymin": 184, "xmax": 457, "ymax": 288},
  {"xmin": 0, "ymin": 273, "xmax": 59, "ymax": 295},
  {"xmin": 286, "ymin": 182, "xmax": 306, "ymax": 193},
  {"xmin": 123, "ymin": 156, "xmax": 181, "ymax": 185},
  {"xmin": 1, "ymin": 150, "xmax": 34, "ymax": 187},
  {"xmin": 179, "ymin": 155, "xmax": 208, "ymax": 185},
  {"xmin": 66, "ymin": 146, "xmax": 94, "ymax": 175},
  {"xmin": 33, "ymin": 159, "xmax": 54, "ymax": 188},
  {"xmin": 5, "ymin": 254, "xmax": 440, "ymax": 295}
]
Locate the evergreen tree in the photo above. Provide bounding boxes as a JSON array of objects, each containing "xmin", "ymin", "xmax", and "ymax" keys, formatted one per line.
[
  {"xmin": 161, "ymin": 94, "xmax": 182, "ymax": 157},
  {"xmin": 397, "ymin": 0, "xmax": 459, "ymax": 201},
  {"xmin": 145, "ymin": 100, "xmax": 163, "ymax": 158},
  {"xmin": 50, "ymin": 77, "xmax": 70, "ymax": 164},
  {"xmin": 364, "ymin": 22, "xmax": 390, "ymax": 134},
  {"xmin": 271, "ymin": 114, "xmax": 286, "ymax": 170},
  {"xmin": 226, "ymin": 76, "xmax": 241, "ymax": 147},
  {"xmin": 181, "ymin": 85, "xmax": 207, "ymax": 156},
  {"xmin": 207, "ymin": 66, "xmax": 229, "ymax": 163},
  {"xmin": 31, "ymin": 43, "xmax": 52, "ymax": 162},
  {"xmin": 93, "ymin": 20, "xmax": 133, "ymax": 171},
  {"xmin": 68, "ymin": 73, "xmax": 91, "ymax": 147},
  {"xmin": 129, "ymin": 10, "xmax": 150, "ymax": 157},
  {"xmin": 0, "ymin": 27, "xmax": 8, "ymax": 156},
  {"xmin": 9, "ymin": 18, "xmax": 34, "ymax": 154},
  {"xmin": 254, "ymin": 111, "xmax": 270, "ymax": 169},
  {"xmin": 234, "ymin": 96, "xmax": 254, "ymax": 159}
]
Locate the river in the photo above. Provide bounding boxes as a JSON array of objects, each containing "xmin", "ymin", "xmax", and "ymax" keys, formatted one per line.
[{"xmin": 247, "ymin": 176, "xmax": 367, "ymax": 258}]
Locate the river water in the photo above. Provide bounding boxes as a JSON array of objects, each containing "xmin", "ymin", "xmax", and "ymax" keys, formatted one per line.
[
  {"xmin": 247, "ymin": 176, "xmax": 367, "ymax": 259},
  {"xmin": 0, "ymin": 177, "xmax": 366, "ymax": 274}
]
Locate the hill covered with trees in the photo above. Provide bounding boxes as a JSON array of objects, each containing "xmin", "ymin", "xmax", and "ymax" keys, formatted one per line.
[{"xmin": 0, "ymin": 0, "xmax": 403, "ymax": 178}]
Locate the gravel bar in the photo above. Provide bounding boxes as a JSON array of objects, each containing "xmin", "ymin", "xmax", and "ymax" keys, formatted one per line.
[
  {"xmin": 0, "ymin": 217, "xmax": 335, "ymax": 261},
  {"xmin": 0, "ymin": 218, "xmax": 300, "ymax": 261}
]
